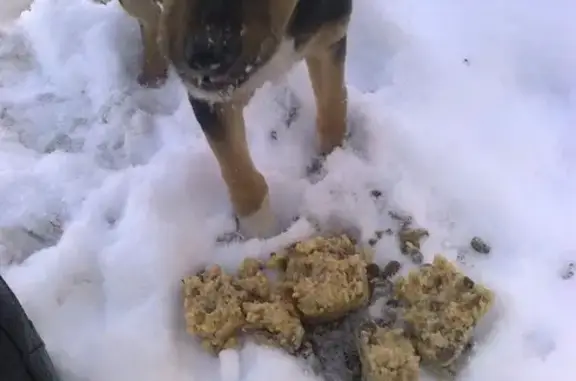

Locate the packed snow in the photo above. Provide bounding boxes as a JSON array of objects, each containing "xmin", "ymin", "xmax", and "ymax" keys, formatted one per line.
[{"xmin": 1, "ymin": 0, "xmax": 576, "ymax": 380}]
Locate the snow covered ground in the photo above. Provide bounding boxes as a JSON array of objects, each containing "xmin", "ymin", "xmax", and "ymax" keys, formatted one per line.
[{"xmin": 1, "ymin": 0, "xmax": 576, "ymax": 380}]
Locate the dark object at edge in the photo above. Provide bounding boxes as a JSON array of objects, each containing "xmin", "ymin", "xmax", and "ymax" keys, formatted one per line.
[{"xmin": 0, "ymin": 275, "xmax": 60, "ymax": 381}]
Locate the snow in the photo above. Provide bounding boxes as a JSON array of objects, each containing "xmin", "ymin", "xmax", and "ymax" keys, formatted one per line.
[{"xmin": 1, "ymin": 0, "xmax": 576, "ymax": 380}]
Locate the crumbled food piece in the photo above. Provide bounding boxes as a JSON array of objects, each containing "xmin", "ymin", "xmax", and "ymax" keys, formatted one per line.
[
  {"xmin": 399, "ymin": 229, "xmax": 429, "ymax": 249},
  {"xmin": 357, "ymin": 322, "xmax": 420, "ymax": 381},
  {"xmin": 183, "ymin": 258, "xmax": 305, "ymax": 354},
  {"xmin": 183, "ymin": 266, "xmax": 248, "ymax": 354},
  {"xmin": 243, "ymin": 299, "xmax": 304, "ymax": 353},
  {"xmin": 266, "ymin": 252, "xmax": 288, "ymax": 272},
  {"xmin": 394, "ymin": 255, "xmax": 494, "ymax": 368},
  {"xmin": 236, "ymin": 258, "xmax": 272, "ymax": 300},
  {"xmin": 399, "ymin": 228, "xmax": 429, "ymax": 264},
  {"xmin": 238, "ymin": 257, "xmax": 262, "ymax": 276},
  {"xmin": 293, "ymin": 235, "xmax": 358, "ymax": 258},
  {"xmin": 283, "ymin": 235, "xmax": 370, "ymax": 322},
  {"xmin": 470, "ymin": 237, "xmax": 491, "ymax": 254}
]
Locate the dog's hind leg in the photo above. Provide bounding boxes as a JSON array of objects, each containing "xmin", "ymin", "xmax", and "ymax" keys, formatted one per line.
[
  {"xmin": 305, "ymin": 36, "xmax": 348, "ymax": 155},
  {"xmin": 189, "ymin": 97, "xmax": 278, "ymax": 239},
  {"xmin": 119, "ymin": 0, "xmax": 168, "ymax": 87}
]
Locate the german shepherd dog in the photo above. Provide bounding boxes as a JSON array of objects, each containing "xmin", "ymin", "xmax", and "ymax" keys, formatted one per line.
[{"xmin": 119, "ymin": 0, "xmax": 352, "ymax": 238}]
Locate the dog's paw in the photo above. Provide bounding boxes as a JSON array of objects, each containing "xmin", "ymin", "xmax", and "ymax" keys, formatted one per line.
[{"xmin": 236, "ymin": 195, "xmax": 280, "ymax": 239}]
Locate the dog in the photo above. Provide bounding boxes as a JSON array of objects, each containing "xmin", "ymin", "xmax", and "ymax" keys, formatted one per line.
[{"xmin": 119, "ymin": 0, "xmax": 352, "ymax": 238}]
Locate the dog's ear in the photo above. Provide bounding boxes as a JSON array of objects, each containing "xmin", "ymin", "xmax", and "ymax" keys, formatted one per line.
[{"xmin": 268, "ymin": 0, "xmax": 298, "ymax": 35}]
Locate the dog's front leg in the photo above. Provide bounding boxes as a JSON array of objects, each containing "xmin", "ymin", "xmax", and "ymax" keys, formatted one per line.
[
  {"xmin": 189, "ymin": 97, "xmax": 278, "ymax": 239},
  {"xmin": 119, "ymin": 0, "xmax": 168, "ymax": 87},
  {"xmin": 306, "ymin": 36, "xmax": 348, "ymax": 155}
]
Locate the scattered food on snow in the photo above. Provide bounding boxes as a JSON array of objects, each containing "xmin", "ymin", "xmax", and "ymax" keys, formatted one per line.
[{"xmin": 182, "ymin": 220, "xmax": 496, "ymax": 381}]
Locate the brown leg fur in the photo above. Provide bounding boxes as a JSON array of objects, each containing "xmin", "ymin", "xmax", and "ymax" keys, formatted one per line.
[
  {"xmin": 305, "ymin": 36, "xmax": 348, "ymax": 155},
  {"xmin": 189, "ymin": 97, "xmax": 278, "ymax": 238},
  {"xmin": 119, "ymin": 0, "xmax": 168, "ymax": 87}
]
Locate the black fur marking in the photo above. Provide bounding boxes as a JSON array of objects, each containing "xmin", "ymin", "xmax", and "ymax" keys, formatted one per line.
[
  {"xmin": 287, "ymin": 0, "xmax": 352, "ymax": 49},
  {"xmin": 186, "ymin": 0, "xmax": 243, "ymax": 75},
  {"xmin": 196, "ymin": 0, "xmax": 243, "ymax": 27},
  {"xmin": 189, "ymin": 97, "xmax": 226, "ymax": 141}
]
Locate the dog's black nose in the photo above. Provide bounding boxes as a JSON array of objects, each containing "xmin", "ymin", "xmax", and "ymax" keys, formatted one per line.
[{"xmin": 185, "ymin": 34, "xmax": 238, "ymax": 75}]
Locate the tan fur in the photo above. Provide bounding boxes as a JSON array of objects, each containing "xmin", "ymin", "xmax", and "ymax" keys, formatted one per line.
[
  {"xmin": 119, "ymin": 0, "xmax": 168, "ymax": 86},
  {"xmin": 304, "ymin": 22, "xmax": 349, "ymax": 154},
  {"xmin": 119, "ymin": 0, "xmax": 350, "ymax": 237},
  {"xmin": 202, "ymin": 99, "xmax": 269, "ymax": 218}
]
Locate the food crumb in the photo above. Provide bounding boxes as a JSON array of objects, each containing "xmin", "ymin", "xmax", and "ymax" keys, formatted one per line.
[
  {"xmin": 284, "ymin": 235, "xmax": 371, "ymax": 322},
  {"xmin": 357, "ymin": 322, "xmax": 420, "ymax": 381},
  {"xmin": 394, "ymin": 255, "xmax": 494, "ymax": 368},
  {"xmin": 182, "ymin": 266, "xmax": 248, "ymax": 354}
]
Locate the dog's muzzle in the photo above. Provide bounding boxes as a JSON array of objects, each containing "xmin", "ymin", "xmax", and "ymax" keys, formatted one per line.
[{"xmin": 184, "ymin": 29, "xmax": 241, "ymax": 81}]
